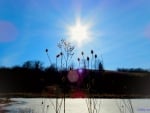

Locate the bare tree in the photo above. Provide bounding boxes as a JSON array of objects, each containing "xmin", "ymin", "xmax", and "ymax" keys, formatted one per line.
[{"xmin": 22, "ymin": 60, "xmax": 43, "ymax": 69}]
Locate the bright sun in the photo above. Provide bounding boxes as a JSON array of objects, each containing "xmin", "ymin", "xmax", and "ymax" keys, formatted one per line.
[{"xmin": 67, "ymin": 18, "xmax": 91, "ymax": 47}]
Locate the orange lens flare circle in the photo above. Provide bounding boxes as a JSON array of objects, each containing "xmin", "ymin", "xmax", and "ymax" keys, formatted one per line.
[{"xmin": 67, "ymin": 70, "xmax": 79, "ymax": 83}]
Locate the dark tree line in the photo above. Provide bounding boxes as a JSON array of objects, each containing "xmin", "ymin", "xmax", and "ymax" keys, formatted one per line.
[
  {"xmin": 0, "ymin": 60, "xmax": 150, "ymax": 97},
  {"xmin": 0, "ymin": 60, "xmax": 54, "ymax": 93},
  {"xmin": 117, "ymin": 68, "xmax": 150, "ymax": 73}
]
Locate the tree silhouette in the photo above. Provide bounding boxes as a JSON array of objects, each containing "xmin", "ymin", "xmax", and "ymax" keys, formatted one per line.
[
  {"xmin": 98, "ymin": 62, "xmax": 104, "ymax": 71},
  {"xmin": 22, "ymin": 60, "xmax": 43, "ymax": 70},
  {"xmin": 22, "ymin": 61, "xmax": 32, "ymax": 69}
]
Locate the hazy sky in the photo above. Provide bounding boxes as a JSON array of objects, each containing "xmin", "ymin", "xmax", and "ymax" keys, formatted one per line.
[{"xmin": 0, "ymin": 0, "xmax": 150, "ymax": 70}]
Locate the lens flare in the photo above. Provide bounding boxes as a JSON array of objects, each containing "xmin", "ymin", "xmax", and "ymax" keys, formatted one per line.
[
  {"xmin": 78, "ymin": 68, "xmax": 84, "ymax": 74},
  {"xmin": 67, "ymin": 70, "xmax": 79, "ymax": 83}
]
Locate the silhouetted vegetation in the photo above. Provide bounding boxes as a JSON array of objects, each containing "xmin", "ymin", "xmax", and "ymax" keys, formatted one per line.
[
  {"xmin": 0, "ymin": 39, "xmax": 150, "ymax": 98},
  {"xmin": 0, "ymin": 60, "xmax": 150, "ymax": 98},
  {"xmin": 117, "ymin": 68, "xmax": 150, "ymax": 73}
]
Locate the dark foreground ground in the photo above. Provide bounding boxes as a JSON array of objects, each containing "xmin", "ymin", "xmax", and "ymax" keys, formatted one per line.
[{"xmin": 0, "ymin": 68, "xmax": 150, "ymax": 98}]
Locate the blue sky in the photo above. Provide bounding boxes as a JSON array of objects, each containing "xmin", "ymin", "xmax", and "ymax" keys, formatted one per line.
[{"xmin": 0, "ymin": 0, "xmax": 150, "ymax": 70}]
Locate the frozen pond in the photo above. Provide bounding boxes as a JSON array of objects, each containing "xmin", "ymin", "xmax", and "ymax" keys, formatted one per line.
[{"xmin": 2, "ymin": 98, "xmax": 150, "ymax": 113}]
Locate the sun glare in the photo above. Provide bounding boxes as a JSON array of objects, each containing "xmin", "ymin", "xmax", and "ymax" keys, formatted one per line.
[{"xmin": 67, "ymin": 18, "xmax": 91, "ymax": 47}]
